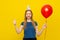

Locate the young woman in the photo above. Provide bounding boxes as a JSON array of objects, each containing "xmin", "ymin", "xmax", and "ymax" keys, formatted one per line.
[{"xmin": 13, "ymin": 9, "xmax": 47, "ymax": 40}]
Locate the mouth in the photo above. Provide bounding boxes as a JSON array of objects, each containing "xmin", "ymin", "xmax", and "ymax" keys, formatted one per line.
[{"xmin": 27, "ymin": 16, "xmax": 30, "ymax": 17}]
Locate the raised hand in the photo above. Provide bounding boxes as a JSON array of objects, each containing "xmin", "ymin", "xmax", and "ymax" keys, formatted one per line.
[
  {"xmin": 13, "ymin": 19, "xmax": 16, "ymax": 25},
  {"xmin": 42, "ymin": 23, "xmax": 47, "ymax": 29}
]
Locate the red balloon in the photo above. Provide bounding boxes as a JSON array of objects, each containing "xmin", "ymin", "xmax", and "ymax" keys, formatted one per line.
[{"xmin": 41, "ymin": 4, "xmax": 53, "ymax": 18}]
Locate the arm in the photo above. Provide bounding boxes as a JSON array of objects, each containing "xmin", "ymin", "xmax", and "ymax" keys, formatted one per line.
[
  {"xmin": 14, "ymin": 25, "xmax": 23, "ymax": 34},
  {"xmin": 13, "ymin": 20, "xmax": 24, "ymax": 34},
  {"xmin": 36, "ymin": 23, "xmax": 47, "ymax": 36}
]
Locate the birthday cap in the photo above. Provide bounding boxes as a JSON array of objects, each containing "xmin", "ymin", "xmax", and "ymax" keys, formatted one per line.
[{"xmin": 26, "ymin": 5, "xmax": 31, "ymax": 10}]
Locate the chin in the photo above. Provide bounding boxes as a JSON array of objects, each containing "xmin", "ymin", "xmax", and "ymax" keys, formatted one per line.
[{"xmin": 27, "ymin": 17, "xmax": 30, "ymax": 18}]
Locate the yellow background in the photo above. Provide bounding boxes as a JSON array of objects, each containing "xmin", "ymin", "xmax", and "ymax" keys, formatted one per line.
[{"xmin": 0, "ymin": 0, "xmax": 60, "ymax": 40}]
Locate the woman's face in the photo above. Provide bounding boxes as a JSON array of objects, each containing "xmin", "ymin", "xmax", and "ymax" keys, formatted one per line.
[{"xmin": 26, "ymin": 11, "xmax": 32, "ymax": 20}]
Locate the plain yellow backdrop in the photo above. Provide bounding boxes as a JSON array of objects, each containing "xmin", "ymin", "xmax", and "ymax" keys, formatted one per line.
[{"xmin": 0, "ymin": 0, "xmax": 60, "ymax": 40}]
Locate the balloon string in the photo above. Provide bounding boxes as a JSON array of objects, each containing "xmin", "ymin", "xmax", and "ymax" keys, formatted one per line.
[{"xmin": 44, "ymin": 19, "xmax": 47, "ymax": 40}]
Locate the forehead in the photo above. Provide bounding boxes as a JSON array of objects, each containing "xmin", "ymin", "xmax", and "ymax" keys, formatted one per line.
[{"xmin": 26, "ymin": 11, "xmax": 31, "ymax": 13}]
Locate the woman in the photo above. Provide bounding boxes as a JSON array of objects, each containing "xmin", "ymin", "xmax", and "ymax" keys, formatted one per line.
[{"xmin": 13, "ymin": 7, "xmax": 47, "ymax": 40}]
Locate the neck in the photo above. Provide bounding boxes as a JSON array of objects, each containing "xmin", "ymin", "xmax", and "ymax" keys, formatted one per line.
[{"xmin": 27, "ymin": 19, "xmax": 32, "ymax": 22}]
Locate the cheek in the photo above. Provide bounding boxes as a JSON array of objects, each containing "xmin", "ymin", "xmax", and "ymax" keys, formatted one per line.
[{"xmin": 29, "ymin": 15, "xmax": 31, "ymax": 17}]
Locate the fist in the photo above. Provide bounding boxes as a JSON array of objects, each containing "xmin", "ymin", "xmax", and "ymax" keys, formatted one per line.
[{"xmin": 42, "ymin": 23, "xmax": 47, "ymax": 29}]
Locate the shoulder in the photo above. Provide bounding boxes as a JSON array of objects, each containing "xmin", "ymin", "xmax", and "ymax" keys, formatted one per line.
[
  {"xmin": 34, "ymin": 21, "xmax": 38, "ymax": 26},
  {"xmin": 34, "ymin": 21, "xmax": 37, "ymax": 23},
  {"xmin": 21, "ymin": 22, "xmax": 24, "ymax": 25}
]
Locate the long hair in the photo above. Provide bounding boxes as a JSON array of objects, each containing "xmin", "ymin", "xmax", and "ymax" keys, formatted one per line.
[{"xmin": 23, "ymin": 10, "xmax": 36, "ymax": 30}]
